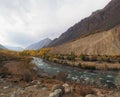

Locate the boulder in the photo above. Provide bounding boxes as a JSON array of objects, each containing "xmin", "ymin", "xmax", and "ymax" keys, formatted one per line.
[
  {"xmin": 52, "ymin": 84, "xmax": 65, "ymax": 94},
  {"xmin": 49, "ymin": 89, "xmax": 63, "ymax": 97},
  {"xmin": 63, "ymin": 83, "xmax": 71, "ymax": 93},
  {"xmin": 98, "ymin": 94, "xmax": 106, "ymax": 97},
  {"xmin": 85, "ymin": 94, "xmax": 97, "ymax": 97}
]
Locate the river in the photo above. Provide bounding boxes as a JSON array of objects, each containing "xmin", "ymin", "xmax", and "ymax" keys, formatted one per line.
[{"xmin": 32, "ymin": 57, "xmax": 118, "ymax": 88}]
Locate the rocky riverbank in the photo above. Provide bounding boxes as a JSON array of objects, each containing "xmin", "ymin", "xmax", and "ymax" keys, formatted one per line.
[{"xmin": 0, "ymin": 76, "xmax": 120, "ymax": 97}]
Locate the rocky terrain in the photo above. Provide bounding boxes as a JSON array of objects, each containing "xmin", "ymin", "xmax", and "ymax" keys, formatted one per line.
[
  {"xmin": 51, "ymin": 25, "xmax": 120, "ymax": 55},
  {"xmin": 0, "ymin": 75, "xmax": 120, "ymax": 97},
  {"xmin": 48, "ymin": 0, "xmax": 120, "ymax": 47}
]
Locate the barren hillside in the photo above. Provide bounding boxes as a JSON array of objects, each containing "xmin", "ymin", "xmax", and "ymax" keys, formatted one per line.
[
  {"xmin": 48, "ymin": 0, "xmax": 120, "ymax": 47},
  {"xmin": 52, "ymin": 25, "xmax": 120, "ymax": 56}
]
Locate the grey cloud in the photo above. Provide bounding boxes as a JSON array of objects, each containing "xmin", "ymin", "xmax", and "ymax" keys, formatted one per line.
[{"xmin": 0, "ymin": 0, "xmax": 111, "ymax": 47}]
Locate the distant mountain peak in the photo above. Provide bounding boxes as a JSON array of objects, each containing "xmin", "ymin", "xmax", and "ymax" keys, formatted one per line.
[{"xmin": 26, "ymin": 38, "xmax": 52, "ymax": 50}]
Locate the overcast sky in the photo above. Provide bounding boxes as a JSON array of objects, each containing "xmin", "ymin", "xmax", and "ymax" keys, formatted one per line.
[{"xmin": 0, "ymin": 0, "xmax": 111, "ymax": 48}]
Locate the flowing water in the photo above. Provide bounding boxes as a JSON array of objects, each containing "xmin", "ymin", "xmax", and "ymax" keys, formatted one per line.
[{"xmin": 32, "ymin": 57, "xmax": 118, "ymax": 88}]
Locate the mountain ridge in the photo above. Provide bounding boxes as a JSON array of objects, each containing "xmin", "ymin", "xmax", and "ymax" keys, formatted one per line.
[
  {"xmin": 26, "ymin": 38, "xmax": 52, "ymax": 50},
  {"xmin": 48, "ymin": 0, "xmax": 120, "ymax": 47},
  {"xmin": 51, "ymin": 25, "xmax": 120, "ymax": 55}
]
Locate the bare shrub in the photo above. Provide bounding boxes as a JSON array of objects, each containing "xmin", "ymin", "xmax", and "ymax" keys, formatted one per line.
[
  {"xmin": 20, "ymin": 70, "xmax": 35, "ymax": 82},
  {"xmin": 0, "ymin": 67, "xmax": 9, "ymax": 77},
  {"xmin": 75, "ymin": 85, "xmax": 95, "ymax": 96},
  {"xmin": 18, "ymin": 62, "xmax": 36, "ymax": 82}
]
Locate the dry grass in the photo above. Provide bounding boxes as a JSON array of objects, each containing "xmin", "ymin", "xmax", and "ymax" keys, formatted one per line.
[
  {"xmin": 75, "ymin": 85, "xmax": 95, "ymax": 96},
  {"xmin": 4, "ymin": 61, "xmax": 36, "ymax": 82}
]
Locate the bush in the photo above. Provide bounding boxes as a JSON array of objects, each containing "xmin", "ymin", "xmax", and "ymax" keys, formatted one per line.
[
  {"xmin": 21, "ymin": 70, "xmax": 35, "ymax": 82},
  {"xmin": 80, "ymin": 64, "xmax": 96, "ymax": 70},
  {"xmin": 0, "ymin": 67, "xmax": 9, "ymax": 78},
  {"xmin": 89, "ymin": 56, "xmax": 97, "ymax": 61},
  {"xmin": 67, "ymin": 52, "xmax": 76, "ymax": 61},
  {"xmin": 81, "ymin": 64, "xmax": 86, "ymax": 69},
  {"xmin": 76, "ymin": 85, "xmax": 95, "ymax": 96},
  {"xmin": 18, "ymin": 62, "xmax": 36, "ymax": 82},
  {"xmin": 79, "ymin": 54, "xmax": 86, "ymax": 61}
]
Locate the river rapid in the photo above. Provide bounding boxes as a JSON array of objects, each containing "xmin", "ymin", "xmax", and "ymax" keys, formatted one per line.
[{"xmin": 32, "ymin": 57, "xmax": 118, "ymax": 88}]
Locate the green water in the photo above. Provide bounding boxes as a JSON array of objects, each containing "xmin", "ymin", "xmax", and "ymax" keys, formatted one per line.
[{"xmin": 32, "ymin": 57, "xmax": 117, "ymax": 88}]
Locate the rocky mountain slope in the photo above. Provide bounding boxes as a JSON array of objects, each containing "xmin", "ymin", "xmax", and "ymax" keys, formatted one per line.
[
  {"xmin": 26, "ymin": 38, "xmax": 52, "ymax": 50},
  {"xmin": 0, "ymin": 44, "xmax": 7, "ymax": 50},
  {"xmin": 48, "ymin": 0, "xmax": 120, "ymax": 47},
  {"xmin": 51, "ymin": 25, "xmax": 120, "ymax": 55}
]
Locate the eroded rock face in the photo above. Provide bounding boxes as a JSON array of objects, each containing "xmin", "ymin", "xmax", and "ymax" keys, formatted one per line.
[
  {"xmin": 48, "ymin": 0, "xmax": 120, "ymax": 47},
  {"xmin": 52, "ymin": 25, "xmax": 120, "ymax": 56}
]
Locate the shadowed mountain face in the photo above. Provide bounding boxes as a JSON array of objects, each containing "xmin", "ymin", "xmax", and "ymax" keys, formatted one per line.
[
  {"xmin": 48, "ymin": 0, "xmax": 120, "ymax": 47},
  {"xmin": 51, "ymin": 25, "xmax": 120, "ymax": 55},
  {"xmin": 0, "ymin": 44, "xmax": 7, "ymax": 50},
  {"xmin": 26, "ymin": 38, "xmax": 52, "ymax": 50}
]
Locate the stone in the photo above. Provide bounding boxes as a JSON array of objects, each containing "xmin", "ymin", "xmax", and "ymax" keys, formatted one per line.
[
  {"xmin": 85, "ymin": 94, "xmax": 97, "ymax": 97},
  {"xmin": 3, "ymin": 86, "xmax": 9, "ymax": 89},
  {"xmin": 52, "ymin": 84, "xmax": 65, "ymax": 94},
  {"xmin": 28, "ymin": 94, "xmax": 32, "ymax": 97},
  {"xmin": 36, "ymin": 84, "xmax": 46, "ymax": 89},
  {"xmin": 49, "ymin": 92, "xmax": 55, "ymax": 97},
  {"xmin": 49, "ymin": 89, "xmax": 63, "ymax": 97},
  {"xmin": 99, "ymin": 94, "xmax": 106, "ymax": 97},
  {"xmin": 70, "ymin": 86, "xmax": 75, "ymax": 93},
  {"xmin": 62, "ymin": 83, "xmax": 71, "ymax": 93},
  {"xmin": 42, "ymin": 87, "xmax": 48, "ymax": 91},
  {"xmin": 11, "ymin": 92, "xmax": 17, "ymax": 97}
]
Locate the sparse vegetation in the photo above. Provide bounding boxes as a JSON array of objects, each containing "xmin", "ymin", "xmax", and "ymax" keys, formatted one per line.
[
  {"xmin": 75, "ymin": 85, "xmax": 95, "ymax": 96},
  {"xmin": 67, "ymin": 52, "xmax": 76, "ymax": 61},
  {"xmin": 0, "ymin": 50, "xmax": 36, "ymax": 82},
  {"xmin": 79, "ymin": 54, "xmax": 86, "ymax": 61},
  {"xmin": 80, "ymin": 64, "xmax": 96, "ymax": 70}
]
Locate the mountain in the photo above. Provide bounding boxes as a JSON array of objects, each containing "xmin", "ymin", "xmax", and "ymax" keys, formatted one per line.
[
  {"xmin": 48, "ymin": 0, "xmax": 120, "ymax": 47},
  {"xmin": 26, "ymin": 38, "xmax": 52, "ymax": 50},
  {"xmin": 6, "ymin": 46, "xmax": 23, "ymax": 51},
  {"xmin": 51, "ymin": 25, "xmax": 120, "ymax": 55},
  {"xmin": 0, "ymin": 44, "xmax": 7, "ymax": 50}
]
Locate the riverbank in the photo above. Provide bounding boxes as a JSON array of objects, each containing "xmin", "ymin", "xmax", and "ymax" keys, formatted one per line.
[
  {"xmin": 43, "ymin": 59, "xmax": 119, "ymax": 74},
  {"xmin": 0, "ymin": 74, "xmax": 120, "ymax": 97}
]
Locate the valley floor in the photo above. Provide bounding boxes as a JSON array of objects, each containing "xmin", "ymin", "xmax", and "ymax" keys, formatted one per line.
[{"xmin": 0, "ymin": 50, "xmax": 120, "ymax": 97}]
